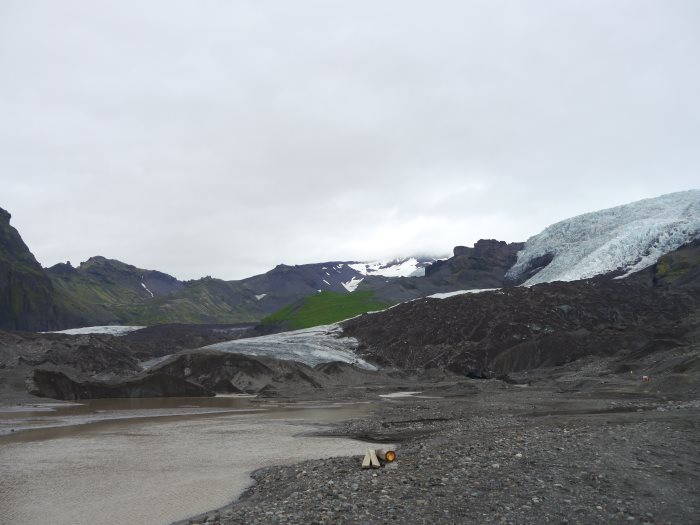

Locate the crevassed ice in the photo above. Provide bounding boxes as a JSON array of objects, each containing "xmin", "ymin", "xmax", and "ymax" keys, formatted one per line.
[
  {"xmin": 506, "ymin": 190, "xmax": 700, "ymax": 285},
  {"xmin": 202, "ymin": 324, "xmax": 377, "ymax": 370}
]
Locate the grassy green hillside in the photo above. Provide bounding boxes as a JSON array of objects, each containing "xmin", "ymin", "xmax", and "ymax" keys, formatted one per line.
[
  {"xmin": 45, "ymin": 257, "xmax": 267, "ymax": 326},
  {"xmin": 115, "ymin": 278, "xmax": 264, "ymax": 325},
  {"xmin": 51, "ymin": 274, "xmax": 265, "ymax": 326},
  {"xmin": 262, "ymin": 290, "xmax": 390, "ymax": 330}
]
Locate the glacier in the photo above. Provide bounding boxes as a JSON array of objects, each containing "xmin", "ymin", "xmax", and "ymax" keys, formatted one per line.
[
  {"xmin": 506, "ymin": 190, "xmax": 700, "ymax": 285},
  {"xmin": 202, "ymin": 324, "xmax": 377, "ymax": 370},
  {"xmin": 49, "ymin": 325, "xmax": 146, "ymax": 336}
]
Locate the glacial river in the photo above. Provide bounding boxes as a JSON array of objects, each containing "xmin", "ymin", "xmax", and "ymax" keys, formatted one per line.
[{"xmin": 0, "ymin": 397, "xmax": 382, "ymax": 525}]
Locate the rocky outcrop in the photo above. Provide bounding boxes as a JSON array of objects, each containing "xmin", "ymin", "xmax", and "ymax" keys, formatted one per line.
[
  {"xmin": 0, "ymin": 207, "xmax": 65, "ymax": 331},
  {"xmin": 149, "ymin": 349, "xmax": 327, "ymax": 395},
  {"xmin": 425, "ymin": 239, "xmax": 525, "ymax": 287},
  {"xmin": 0, "ymin": 325, "xmax": 264, "ymax": 401},
  {"xmin": 30, "ymin": 369, "xmax": 212, "ymax": 400},
  {"xmin": 46, "ymin": 255, "xmax": 190, "ymax": 326},
  {"xmin": 359, "ymin": 239, "xmax": 525, "ymax": 303},
  {"xmin": 647, "ymin": 239, "xmax": 700, "ymax": 289},
  {"xmin": 0, "ymin": 330, "xmax": 141, "ymax": 376},
  {"xmin": 67, "ymin": 256, "xmax": 184, "ymax": 297}
]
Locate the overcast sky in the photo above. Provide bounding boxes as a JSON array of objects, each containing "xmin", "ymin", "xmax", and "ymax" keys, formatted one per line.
[{"xmin": 1, "ymin": 1, "xmax": 698, "ymax": 280}]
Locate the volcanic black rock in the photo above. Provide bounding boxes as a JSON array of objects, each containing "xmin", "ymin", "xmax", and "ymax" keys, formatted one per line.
[
  {"xmin": 30, "ymin": 368, "xmax": 212, "ymax": 400},
  {"xmin": 343, "ymin": 272, "xmax": 699, "ymax": 377},
  {"xmin": 0, "ymin": 207, "xmax": 65, "ymax": 331}
]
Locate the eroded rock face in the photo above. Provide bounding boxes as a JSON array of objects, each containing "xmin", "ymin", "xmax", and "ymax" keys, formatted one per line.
[
  {"xmin": 424, "ymin": 239, "xmax": 525, "ymax": 288},
  {"xmin": 0, "ymin": 330, "xmax": 141, "ymax": 377},
  {"xmin": 0, "ymin": 207, "xmax": 64, "ymax": 331},
  {"xmin": 149, "ymin": 349, "xmax": 327, "ymax": 395},
  {"xmin": 29, "ymin": 369, "xmax": 212, "ymax": 400},
  {"xmin": 360, "ymin": 239, "xmax": 525, "ymax": 304},
  {"xmin": 650, "ymin": 239, "xmax": 700, "ymax": 289}
]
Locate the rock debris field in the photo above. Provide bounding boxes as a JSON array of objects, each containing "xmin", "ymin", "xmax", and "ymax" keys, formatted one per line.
[{"xmin": 182, "ymin": 376, "xmax": 698, "ymax": 525}]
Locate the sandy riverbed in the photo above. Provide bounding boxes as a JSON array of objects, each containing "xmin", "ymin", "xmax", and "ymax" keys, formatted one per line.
[{"xmin": 0, "ymin": 398, "xmax": 385, "ymax": 525}]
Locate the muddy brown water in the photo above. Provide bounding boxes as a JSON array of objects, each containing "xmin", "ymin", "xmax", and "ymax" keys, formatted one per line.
[{"xmin": 0, "ymin": 397, "xmax": 384, "ymax": 525}]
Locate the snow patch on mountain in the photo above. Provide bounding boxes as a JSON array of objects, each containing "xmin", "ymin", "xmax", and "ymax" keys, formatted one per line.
[
  {"xmin": 140, "ymin": 281, "xmax": 154, "ymax": 298},
  {"xmin": 428, "ymin": 288, "xmax": 499, "ymax": 299},
  {"xmin": 507, "ymin": 190, "xmax": 700, "ymax": 285},
  {"xmin": 348, "ymin": 257, "xmax": 432, "ymax": 278},
  {"xmin": 342, "ymin": 276, "xmax": 364, "ymax": 292}
]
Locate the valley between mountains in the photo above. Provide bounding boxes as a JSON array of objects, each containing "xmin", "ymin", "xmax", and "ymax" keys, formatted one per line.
[{"xmin": 1, "ymin": 190, "xmax": 698, "ymax": 525}]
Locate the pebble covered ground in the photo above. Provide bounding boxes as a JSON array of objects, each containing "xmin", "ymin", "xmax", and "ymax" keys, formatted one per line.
[{"xmin": 183, "ymin": 378, "xmax": 698, "ymax": 525}]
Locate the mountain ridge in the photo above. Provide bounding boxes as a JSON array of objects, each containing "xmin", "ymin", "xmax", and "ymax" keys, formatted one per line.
[
  {"xmin": 0, "ymin": 213, "xmax": 446, "ymax": 330},
  {"xmin": 1, "ymin": 190, "xmax": 697, "ymax": 331}
]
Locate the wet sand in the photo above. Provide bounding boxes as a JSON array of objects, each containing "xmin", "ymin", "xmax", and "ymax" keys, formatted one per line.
[{"xmin": 0, "ymin": 398, "xmax": 384, "ymax": 525}]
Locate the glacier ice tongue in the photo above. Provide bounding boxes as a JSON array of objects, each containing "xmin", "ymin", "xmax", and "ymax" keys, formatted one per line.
[
  {"xmin": 49, "ymin": 325, "xmax": 146, "ymax": 336},
  {"xmin": 202, "ymin": 324, "xmax": 377, "ymax": 370},
  {"xmin": 506, "ymin": 190, "xmax": 700, "ymax": 285}
]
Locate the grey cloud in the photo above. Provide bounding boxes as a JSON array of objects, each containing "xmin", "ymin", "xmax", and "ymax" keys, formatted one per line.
[{"xmin": 1, "ymin": 0, "xmax": 698, "ymax": 279}]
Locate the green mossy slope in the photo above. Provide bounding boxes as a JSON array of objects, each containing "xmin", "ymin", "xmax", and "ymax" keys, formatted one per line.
[{"xmin": 262, "ymin": 291, "xmax": 390, "ymax": 330}]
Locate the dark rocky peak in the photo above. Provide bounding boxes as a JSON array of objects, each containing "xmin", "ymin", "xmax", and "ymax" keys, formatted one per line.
[
  {"xmin": 270, "ymin": 263, "xmax": 294, "ymax": 273},
  {"xmin": 46, "ymin": 261, "xmax": 77, "ymax": 276},
  {"xmin": 0, "ymin": 207, "xmax": 42, "ymax": 268},
  {"xmin": 504, "ymin": 253, "xmax": 554, "ymax": 285},
  {"xmin": 51, "ymin": 254, "xmax": 184, "ymax": 298},
  {"xmin": 76, "ymin": 256, "xmax": 142, "ymax": 284},
  {"xmin": 424, "ymin": 239, "xmax": 524, "ymax": 289},
  {"xmin": 0, "ymin": 206, "xmax": 62, "ymax": 331},
  {"xmin": 84, "ymin": 255, "xmax": 106, "ymax": 263},
  {"xmin": 79, "ymin": 255, "xmax": 127, "ymax": 271},
  {"xmin": 453, "ymin": 239, "xmax": 525, "ymax": 260},
  {"xmin": 75, "ymin": 256, "xmax": 177, "ymax": 282},
  {"xmin": 427, "ymin": 239, "xmax": 523, "ymax": 275}
]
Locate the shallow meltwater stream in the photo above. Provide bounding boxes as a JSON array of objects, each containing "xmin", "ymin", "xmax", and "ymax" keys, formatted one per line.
[{"xmin": 0, "ymin": 397, "xmax": 383, "ymax": 525}]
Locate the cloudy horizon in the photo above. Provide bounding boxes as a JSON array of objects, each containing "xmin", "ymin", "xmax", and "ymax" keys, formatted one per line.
[{"xmin": 2, "ymin": 1, "xmax": 698, "ymax": 280}]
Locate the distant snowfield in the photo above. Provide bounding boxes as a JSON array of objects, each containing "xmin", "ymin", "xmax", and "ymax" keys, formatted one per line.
[
  {"xmin": 428, "ymin": 288, "xmax": 498, "ymax": 299},
  {"xmin": 507, "ymin": 190, "xmax": 700, "ymax": 285},
  {"xmin": 348, "ymin": 257, "xmax": 428, "ymax": 278},
  {"xmin": 202, "ymin": 324, "xmax": 377, "ymax": 370},
  {"xmin": 49, "ymin": 325, "xmax": 145, "ymax": 336}
]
